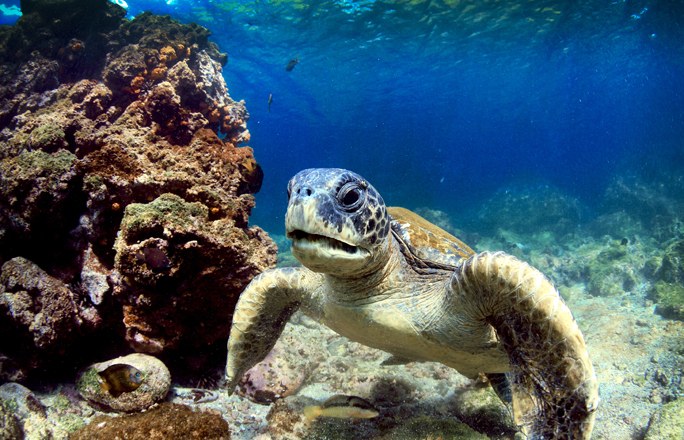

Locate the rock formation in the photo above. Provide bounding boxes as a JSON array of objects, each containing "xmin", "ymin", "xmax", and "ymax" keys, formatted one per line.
[{"xmin": 0, "ymin": 0, "xmax": 276, "ymax": 381}]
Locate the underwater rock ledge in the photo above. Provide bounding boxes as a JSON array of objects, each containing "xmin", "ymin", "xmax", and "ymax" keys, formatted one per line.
[{"xmin": 0, "ymin": 0, "xmax": 277, "ymax": 381}]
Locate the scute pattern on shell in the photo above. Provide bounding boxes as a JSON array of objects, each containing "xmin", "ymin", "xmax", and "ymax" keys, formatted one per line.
[{"xmin": 388, "ymin": 206, "xmax": 474, "ymax": 267}]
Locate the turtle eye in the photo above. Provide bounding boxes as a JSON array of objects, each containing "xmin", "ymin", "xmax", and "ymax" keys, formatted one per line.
[{"xmin": 337, "ymin": 182, "xmax": 365, "ymax": 211}]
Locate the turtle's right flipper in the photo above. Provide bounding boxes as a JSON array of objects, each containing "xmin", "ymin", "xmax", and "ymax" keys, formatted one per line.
[
  {"xmin": 225, "ymin": 267, "xmax": 312, "ymax": 393},
  {"xmin": 451, "ymin": 252, "xmax": 598, "ymax": 439}
]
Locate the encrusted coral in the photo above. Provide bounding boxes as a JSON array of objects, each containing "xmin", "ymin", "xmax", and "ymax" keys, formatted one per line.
[
  {"xmin": 0, "ymin": 0, "xmax": 275, "ymax": 381},
  {"xmin": 0, "ymin": 257, "xmax": 83, "ymax": 380},
  {"xmin": 114, "ymin": 193, "xmax": 274, "ymax": 353},
  {"xmin": 70, "ymin": 402, "xmax": 231, "ymax": 439}
]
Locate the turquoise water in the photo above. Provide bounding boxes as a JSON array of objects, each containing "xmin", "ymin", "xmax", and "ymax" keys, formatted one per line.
[{"xmin": 6, "ymin": 0, "xmax": 681, "ymax": 234}]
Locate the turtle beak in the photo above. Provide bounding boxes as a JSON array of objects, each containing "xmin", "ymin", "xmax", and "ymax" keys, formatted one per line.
[
  {"xmin": 285, "ymin": 207, "xmax": 371, "ymax": 273},
  {"xmin": 287, "ymin": 229, "xmax": 371, "ymax": 274},
  {"xmin": 287, "ymin": 230, "xmax": 360, "ymax": 255}
]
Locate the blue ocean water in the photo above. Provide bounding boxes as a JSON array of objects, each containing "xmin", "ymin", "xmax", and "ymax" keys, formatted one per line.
[{"xmin": 5, "ymin": 0, "xmax": 682, "ymax": 235}]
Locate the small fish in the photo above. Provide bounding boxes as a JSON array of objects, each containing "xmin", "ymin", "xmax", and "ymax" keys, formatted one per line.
[
  {"xmin": 268, "ymin": 93, "xmax": 273, "ymax": 112},
  {"xmin": 285, "ymin": 58, "xmax": 299, "ymax": 71},
  {"xmin": 98, "ymin": 364, "xmax": 144, "ymax": 398},
  {"xmin": 303, "ymin": 395, "xmax": 379, "ymax": 421}
]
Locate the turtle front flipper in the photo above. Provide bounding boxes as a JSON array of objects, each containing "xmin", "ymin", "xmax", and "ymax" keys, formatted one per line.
[
  {"xmin": 225, "ymin": 267, "xmax": 318, "ymax": 393},
  {"xmin": 451, "ymin": 252, "xmax": 598, "ymax": 439}
]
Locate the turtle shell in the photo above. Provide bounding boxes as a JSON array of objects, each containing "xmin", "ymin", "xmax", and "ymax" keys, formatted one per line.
[{"xmin": 388, "ymin": 206, "xmax": 474, "ymax": 268}]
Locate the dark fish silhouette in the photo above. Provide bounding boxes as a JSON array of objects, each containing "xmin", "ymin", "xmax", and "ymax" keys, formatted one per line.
[
  {"xmin": 285, "ymin": 58, "xmax": 299, "ymax": 71},
  {"xmin": 268, "ymin": 93, "xmax": 273, "ymax": 112},
  {"xmin": 98, "ymin": 364, "xmax": 144, "ymax": 398}
]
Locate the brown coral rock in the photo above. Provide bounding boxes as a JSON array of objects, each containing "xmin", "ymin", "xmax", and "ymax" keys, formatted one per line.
[
  {"xmin": 71, "ymin": 402, "xmax": 231, "ymax": 439},
  {"xmin": 0, "ymin": 257, "xmax": 82, "ymax": 380},
  {"xmin": 113, "ymin": 193, "xmax": 275, "ymax": 354},
  {"xmin": 0, "ymin": 1, "xmax": 275, "ymax": 379}
]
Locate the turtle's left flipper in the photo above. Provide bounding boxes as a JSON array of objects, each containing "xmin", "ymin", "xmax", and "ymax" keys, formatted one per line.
[
  {"xmin": 225, "ymin": 267, "xmax": 315, "ymax": 393},
  {"xmin": 451, "ymin": 252, "xmax": 599, "ymax": 439}
]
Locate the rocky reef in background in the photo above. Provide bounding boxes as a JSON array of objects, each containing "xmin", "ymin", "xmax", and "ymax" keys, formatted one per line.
[
  {"xmin": 0, "ymin": 0, "xmax": 277, "ymax": 382},
  {"xmin": 453, "ymin": 161, "xmax": 684, "ymax": 323}
]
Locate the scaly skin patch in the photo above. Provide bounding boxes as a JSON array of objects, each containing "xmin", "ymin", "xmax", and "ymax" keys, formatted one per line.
[{"xmin": 226, "ymin": 168, "xmax": 598, "ymax": 439}]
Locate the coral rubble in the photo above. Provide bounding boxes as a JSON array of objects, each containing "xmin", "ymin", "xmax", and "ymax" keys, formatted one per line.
[
  {"xmin": 0, "ymin": 0, "xmax": 276, "ymax": 381},
  {"xmin": 70, "ymin": 402, "xmax": 231, "ymax": 439}
]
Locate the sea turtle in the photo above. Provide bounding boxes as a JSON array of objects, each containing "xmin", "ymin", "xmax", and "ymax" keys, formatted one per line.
[{"xmin": 226, "ymin": 168, "xmax": 599, "ymax": 439}]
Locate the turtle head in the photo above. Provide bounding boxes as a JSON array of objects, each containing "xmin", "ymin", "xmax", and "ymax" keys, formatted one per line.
[{"xmin": 285, "ymin": 168, "xmax": 391, "ymax": 277}]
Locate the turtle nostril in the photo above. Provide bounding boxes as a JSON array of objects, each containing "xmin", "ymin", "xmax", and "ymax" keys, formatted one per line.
[{"xmin": 296, "ymin": 186, "xmax": 313, "ymax": 197}]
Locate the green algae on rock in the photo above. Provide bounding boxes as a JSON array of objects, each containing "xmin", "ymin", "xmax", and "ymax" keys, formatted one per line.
[
  {"xmin": 477, "ymin": 183, "xmax": 583, "ymax": 236},
  {"xmin": 645, "ymin": 239, "xmax": 684, "ymax": 320},
  {"xmin": 377, "ymin": 416, "xmax": 489, "ymax": 440},
  {"xmin": 586, "ymin": 240, "xmax": 639, "ymax": 297},
  {"xmin": 450, "ymin": 385, "xmax": 516, "ymax": 437},
  {"xmin": 644, "ymin": 398, "xmax": 684, "ymax": 440},
  {"xmin": 0, "ymin": 398, "xmax": 23, "ymax": 440},
  {"xmin": 650, "ymin": 282, "xmax": 684, "ymax": 321},
  {"xmin": 70, "ymin": 402, "xmax": 230, "ymax": 440},
  {"xmin": 0, "ymin": 149, "xmax": 81, "ymax": 249},
  {"xmin": 26, "ymin": 123, "xmax": 68, "ymax": 152},
  {"xmin": 653, "ymin": 239, "xmax": 684, "ymax": 284}
]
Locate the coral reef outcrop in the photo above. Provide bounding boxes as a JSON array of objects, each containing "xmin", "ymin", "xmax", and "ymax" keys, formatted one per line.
[
  {"xmin": 477, "ymin": 183, "xmax": 583, "ymax": 236},
  {"xmin": 0, "ymin": 0, "xmax": 276, "ymax": 381}
]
